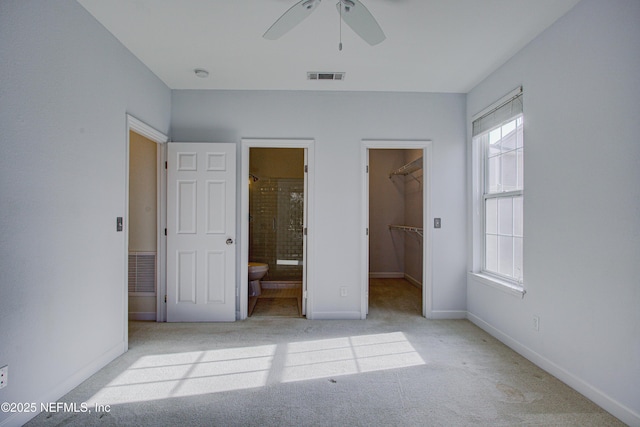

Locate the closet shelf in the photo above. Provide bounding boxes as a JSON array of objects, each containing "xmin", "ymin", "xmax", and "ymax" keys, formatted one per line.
[
  {"xmin": 389, "ymin": 224, "xmax": 423, "ymax": 237},
  {"xmin": 389, "ymin": 157, "xmax": 423, "ymax": 181}
]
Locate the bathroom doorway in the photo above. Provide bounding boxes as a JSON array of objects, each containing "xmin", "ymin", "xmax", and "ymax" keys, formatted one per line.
[
  {"xmin": 241, "ymin": 139, "xmax": 314, "ymax": 320},
  {"xmin": 361, "ymin": 141, "xmax": 432, "ymax": 319}
]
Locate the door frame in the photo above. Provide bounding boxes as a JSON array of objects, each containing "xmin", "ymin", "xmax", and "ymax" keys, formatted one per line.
[
  {"xmin": 240, "ymin": 138, "xmax": 315, "ymax": 320},
  {"xmin": 125, "ymin": 115, "xmax": 169, "ymax": 342},
  {"xmin": 361, "ymin": 140, "xmax": 433, "ymax": 319}
]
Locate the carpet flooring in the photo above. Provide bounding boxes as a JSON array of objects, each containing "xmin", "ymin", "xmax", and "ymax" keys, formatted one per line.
[{"xmin": 25, "ymin": 279, "xmax": 624, "ymax": 427}]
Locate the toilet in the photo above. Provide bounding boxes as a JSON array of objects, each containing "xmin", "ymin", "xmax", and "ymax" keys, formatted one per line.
[{"xmin": 248, "ymin": 262, "xmax": 269, "ymax": 297}]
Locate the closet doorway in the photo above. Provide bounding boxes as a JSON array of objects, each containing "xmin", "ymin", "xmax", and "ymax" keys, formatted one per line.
[{"xmin": 361, "ymin": 141, "xmax": 432, "ymax": 319}]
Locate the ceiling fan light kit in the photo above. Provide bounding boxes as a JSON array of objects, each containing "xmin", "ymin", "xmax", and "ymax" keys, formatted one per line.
[{"xmin": 263, "ymin": 0, "xmax": 385, "ymax": 50}]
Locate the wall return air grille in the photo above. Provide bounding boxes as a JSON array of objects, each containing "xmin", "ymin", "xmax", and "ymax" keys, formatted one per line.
[
  {"xmin": 307, "ymin": 72, "xmax": 345, "ymax": 81},
  {"xmin": 128, "ymin": 252, "xmax": 156, "ymax": 294}
]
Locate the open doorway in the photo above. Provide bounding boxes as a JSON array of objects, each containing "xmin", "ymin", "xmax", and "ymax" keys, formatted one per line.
[
  {"xmin": 368, "ymin": 149, "xmax": 423, "ymax": 316},
  {"xmin": 361, "ymin": 140, "xmax": 432, "ymax": 319},
  {"xmin": 128, "ymin": 130, "xmax": 158, "ymax": 321},
  {"xmin": 125, "ymin": 115, "xmax": 168, "ymax": 344},
  {"xmin": 240, "ymin": 139, "xmax": 314, "ymax": 320},
  {"xmin": 248, "ymin": 147, "xmax": 305, "ymax": 318}
]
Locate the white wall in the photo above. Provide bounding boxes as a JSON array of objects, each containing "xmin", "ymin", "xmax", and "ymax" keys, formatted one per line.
[
  {"xmin": 0, "ymin": 1, "xmax": 171, "ymax": 425},
  {"xmin": 171, "ymin": 90, "xmax": 467, "ymax": 318},
  {"xmin": 466, "ymin": 0, "xmax": 640, "ymax": 424}
]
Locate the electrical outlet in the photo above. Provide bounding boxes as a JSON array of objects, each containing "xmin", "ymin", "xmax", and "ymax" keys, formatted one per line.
[
  {"xmin": 0, "ymin": 365, "xmax": 7, "ymax": 389},
  {"xmin": 533, "ymin": 316, "xmax": 540, "ymax": 331},
  {"xmin": 340, "ymin": 287, "xmax": 348, "ymax": 297}
]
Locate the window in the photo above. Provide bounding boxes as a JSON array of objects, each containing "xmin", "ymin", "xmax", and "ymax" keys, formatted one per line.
[{"xmin": 473, "ymin": 89, "xmax": 523, "ymax": 284}]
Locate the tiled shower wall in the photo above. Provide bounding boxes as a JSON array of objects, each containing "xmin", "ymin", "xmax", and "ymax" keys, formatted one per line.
[{"xmin": 249, "ymin": 178, "xmax": 304, "ymax": 281}]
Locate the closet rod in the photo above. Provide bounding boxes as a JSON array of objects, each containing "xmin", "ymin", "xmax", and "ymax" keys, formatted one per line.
[
  {"xmin": 389, "ymin": 224, "xmax": 423, "ymax": 237},
  {"xmin": 389, "ymin": 156, "xmax": 423, "ymax": 179}
]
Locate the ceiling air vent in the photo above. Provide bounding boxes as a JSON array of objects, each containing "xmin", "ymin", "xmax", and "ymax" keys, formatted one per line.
[{"xmin": 307, "ymin": 72, "xmax": 345, "ymax": 81}]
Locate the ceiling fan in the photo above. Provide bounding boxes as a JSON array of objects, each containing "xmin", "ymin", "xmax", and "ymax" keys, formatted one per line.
[{"xmin": 263, "ymin": 0, "xmax": 386, "ymax": 50}]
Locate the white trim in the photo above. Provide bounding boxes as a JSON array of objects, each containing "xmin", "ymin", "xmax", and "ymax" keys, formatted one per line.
[
  {"xmin": 125, "ymin": 114, "xmax": 169, "ymax": 332},
  {"xmin": 469, "ymin": 272, "xmax": 525, "ymax": 298},
  {"xmin": 467, "ymin": 312, "xmax": 640, "ymax": 426},
  {"xmin": 429, "ymin": 310, "xmax": 467, "ymax": 320},
  {"xmin": 127, "ymin": 115, "xmax": 168, "ymax": 144},
  {"xmin": 156, "ymin": 142, "xmax": 168, "ymax": 322},
  {"xmin": 361, "ymin": 140, "xmax": 433, "ymax": 319},
  {"xmin": 404, "ymin": 273, "xmax": 422, "ymax": 289},
  {"xmin": 240, "ymin": 138, "xmax": 315, "ymax": 320},
  {"xmin": 0, "ymin": 341, "xmax": 125, "ymax": 427},
  {"xmin": 369, "ymin": 272, "xmax": 404, "ymax": 279}
]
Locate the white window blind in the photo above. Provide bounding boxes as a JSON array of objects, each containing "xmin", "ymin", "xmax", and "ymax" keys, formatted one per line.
[{"xmin": 473, "ymin": 88, "xmax": 523, "ymax": 137}]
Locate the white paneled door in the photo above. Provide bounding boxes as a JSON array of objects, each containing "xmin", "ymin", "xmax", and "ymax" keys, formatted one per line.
[{"xmin": 167, "ymin": 143, "xmax": 236, "ymax": 322}]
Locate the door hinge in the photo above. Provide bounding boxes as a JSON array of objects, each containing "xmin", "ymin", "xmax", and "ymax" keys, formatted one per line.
[
  {"xmin": 304, "ymin": 227, "xmax": 307, "ymax": 236},
  {"xmin": 304, "ymin": 165, "xmax": 308, "ymax": 173},
  {"xmin": 165, "ymin": 161, "xmax": 168, "ymax": 170},
  {"xmin": 164, "ymin": 295, "xmax": 167, "ymax": 303},
  {"xmin": 366, "ymin": 228, "xmax": 369, "ymax": 236},
  {"xmin": 303, "ymin": 291, "xmax": 308, "ymax": 300},
  {"xmin": 366, "ymin": 165, "xmax": 369, "ymax": 173},
  {"xmin": 164, "ymin": 228, "xmax": 167, "ymax": 236}
]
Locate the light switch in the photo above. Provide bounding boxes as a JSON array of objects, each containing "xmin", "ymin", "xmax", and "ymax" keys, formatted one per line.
[{"xmin": 434, "ymin": 218, "xmax": 441, "ymax": 228}]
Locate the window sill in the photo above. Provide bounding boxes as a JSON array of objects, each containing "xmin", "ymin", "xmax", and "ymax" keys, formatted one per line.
[{"xmin": 468, "ymin": 272, "xmax": 526, "ymax": 298}]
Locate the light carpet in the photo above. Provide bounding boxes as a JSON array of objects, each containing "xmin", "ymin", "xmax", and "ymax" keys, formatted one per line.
[{"xmin": 25, "ymin": 279, "xmax": 624, "ymax": 426}]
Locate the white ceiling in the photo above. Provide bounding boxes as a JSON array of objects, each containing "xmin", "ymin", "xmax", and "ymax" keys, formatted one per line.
[{"xmin": 77, "ymin": 0, "xmax": 580, "ymax": 93}]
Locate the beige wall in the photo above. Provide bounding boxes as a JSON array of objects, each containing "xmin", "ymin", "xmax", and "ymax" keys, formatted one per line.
[
  {"xmin": 129, "ymin": 131, "xmax": 157, "ymax": 251},
  {"xmin": 403, "ymin": 149, "xmax": 423, "ymax": 284},
  {"xmin": 369, "ymin": 149, "xmax": 406, "ymax": 274},
  {"xmin": 128, "ymin": 131, "xmax": 157, "ymax": 319},
  {"xmin": 250, "ymin": 147, "xmax": 304, "ymax": 179},
  {"xmin": 369, "ymin": 149, "xmax": 423, "ymax": 285}
]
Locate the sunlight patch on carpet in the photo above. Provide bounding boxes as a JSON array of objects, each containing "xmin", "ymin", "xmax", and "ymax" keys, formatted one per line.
[{"xmin": 87, "ymin": 332, "xmax": 424, "ymax": 405}]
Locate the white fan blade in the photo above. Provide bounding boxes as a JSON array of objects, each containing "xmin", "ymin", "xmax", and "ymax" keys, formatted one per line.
[
  {"xmin": 336, "ymin": 0, "xmax": 386, "ymax": 46},
  {"xmin": 264, "ymin": 0, "xmax": 322, "ymax": 40}
]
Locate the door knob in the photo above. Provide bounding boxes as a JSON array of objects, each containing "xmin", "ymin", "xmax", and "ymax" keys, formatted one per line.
[{"xmin": 226, "ymin": 238, "xmax": 234, "ymax": 245}]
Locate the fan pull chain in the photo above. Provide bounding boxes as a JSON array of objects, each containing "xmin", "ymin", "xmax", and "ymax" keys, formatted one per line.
[{"xmin": 339, "ymin": 1, "xmax": 343, "ymax": 51}]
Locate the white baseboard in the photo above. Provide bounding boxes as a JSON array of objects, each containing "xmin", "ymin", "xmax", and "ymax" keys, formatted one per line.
[
  {"xmin": 1, "ymin": 341, "xmax": 125, "ymax": 427},
  {"xmin": 404, "ymin": 273, "xmax": 422, "ymax": 289},
  {"xmin": 128, "ymin": 311, "xmax": 156, "ymax": 321},
  {"xmin": 429, "ymin": 310, "xmax": 467, "ymax": 319},
  {"xmin": 369, "ymin": 272, "xmax": 404, "ymax": 279},
  {"xmin": 467, "ymin": 312, "xmax": 640, "ymax": 426}
]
